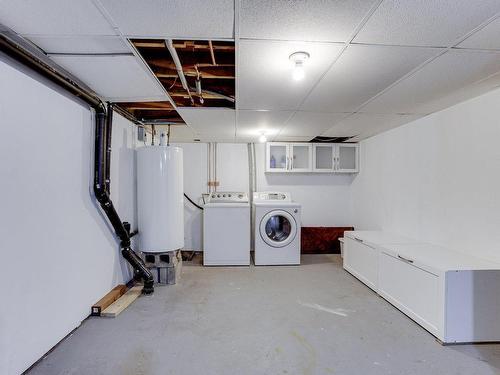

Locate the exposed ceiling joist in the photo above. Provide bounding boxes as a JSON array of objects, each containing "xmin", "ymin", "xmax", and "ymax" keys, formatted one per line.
[{"xmin": 132, "ymin": 38, "xmax": 235, "ymax": 109}]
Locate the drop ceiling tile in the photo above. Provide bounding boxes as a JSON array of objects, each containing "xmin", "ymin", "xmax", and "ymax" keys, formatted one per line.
[
  {"xmin": 240, "ymin": 0, "xmax": 379, "ymax": 42},
  {"xmin": 272, "ymin": 136, "xmax": 314, "ymax": 142},
  {"xmin": 360, "ymin": 49, "xmax": 500, "ymax": 114},
  {"xmin": 354, "ymin": 0, "xmax": 500, "ymax": 47},
  {"xmin": 198, "ymin": 137, "xmax": 236, "ymax": 143},
  {"xmin": 168, "ymin": 125, "xmax": 197, "ymax": 142},
  {"xmin": 236, "ymin": 110, "xmax": 293, "ymax": 139},
  {"xmin": 177, "ymin": 108, "xmax": 236, "ymax": 138},
  {"xmin": 322, "ymin": 113, "xmax": 423, "ymax": 140},
  {"xmin": 411, "ymin": 70, "xmax": 500, "ymax": 114},
  {"xmin": 458, "ymin": 17, "xmax": 500, "ymax": 50},
  {"xmin": 98, "ymin": 0, "xmax": 234, "ymax": 39},
  {"xmin": 27, "ymin": 36, "xmax": 129, "ymax": 54},
  {"xmin": 301, "ymin": 44, "xmax": 440, "ymax": 112},
  {"xmin": 0, "ymin": 0, "xmax": 115, "ymax": 36},
  {"xmin": 238, "ymin": 40, "xmax": 343, "ymax": 111},
  {"xmin": 279, "ymin": 112, "xmax": 348, "ymax": 137},
  {"xmin": 49, "ymin": 55, "xmax": 166, "ymax": 100}
]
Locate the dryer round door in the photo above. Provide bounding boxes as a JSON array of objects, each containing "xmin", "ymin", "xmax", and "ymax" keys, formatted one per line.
[{"xmin": 260, "ymin": 209, "xmax": 297, "ymax": 248}]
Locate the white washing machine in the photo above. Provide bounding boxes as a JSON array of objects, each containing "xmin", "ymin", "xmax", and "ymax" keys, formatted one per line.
[
  {"xmin": 253, "ymin": 192, "xmax": 301, "ymax": 265},
  {"xmin": 203, "ymin": 192, "xmax": 250, "ymax": 266}
]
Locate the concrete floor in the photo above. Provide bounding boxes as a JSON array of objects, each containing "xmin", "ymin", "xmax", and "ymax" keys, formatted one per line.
[{"xmin": 29, "ymin": 255, "xmax": 500, "ymax": 375}]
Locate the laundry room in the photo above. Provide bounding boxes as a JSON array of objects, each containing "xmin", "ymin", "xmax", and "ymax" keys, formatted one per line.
[{"xmin": 2, "ymin": 1, "xmax": 500, "ymax": 375}]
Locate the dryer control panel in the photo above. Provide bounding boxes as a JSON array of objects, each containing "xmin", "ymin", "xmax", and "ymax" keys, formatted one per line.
[
  {"xmin": 253, "ymin": 192, "xmax": 291, "ymax": 202},
  {"xmin": 207, "ymin": 191, "xmax": 248, "ymax": 203}
]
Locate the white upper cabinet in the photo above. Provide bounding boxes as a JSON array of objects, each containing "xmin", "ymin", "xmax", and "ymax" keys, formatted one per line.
[
  {"xmin": 313, "ymin": 144, "xmax": 335, "ymax": 172},
  {"xmin": 289, "ymin": 143, "xmax": 312, "ymax": 172},
  {"xmin": 266, "ymin": 142, "xmax": 289, "ymax": 172},
  {"xmin": 266, "ymin": 142, "xmax": 358, "ymax": 173},
  {"xmin": 335, "ymin": 144, "xmax": 359, "ymax": 173}
]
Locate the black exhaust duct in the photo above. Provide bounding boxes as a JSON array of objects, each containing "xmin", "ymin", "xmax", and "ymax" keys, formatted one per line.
[
  {"xmin": 94, "ymin": 105, "xmax": 154, "ymax": 294},
  {"xmin": 0, "ymin": 33, "xmax": 154, "ymax": 294}
]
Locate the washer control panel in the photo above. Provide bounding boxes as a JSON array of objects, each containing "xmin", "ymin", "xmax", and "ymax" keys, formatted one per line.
[{"xmin": 207, "ymin": 191, "xmax": 248, "ymax": 203}]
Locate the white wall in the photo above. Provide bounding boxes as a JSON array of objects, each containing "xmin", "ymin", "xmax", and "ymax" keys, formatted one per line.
[
  {"xmin": 0, "ymin": 58, "xmax": 136, "ymax": 375},
  {"xmin": 351, "ymin": 87, "xmax": 500, "ymax": 263},
  {"xmin": 175, "ymin": 142, "xmax": 207, "ymax": 251},
  {"xmin": 169, "ymin": 143, "xmax": 249, "ymax": 251},
  {"xmin": 170, "ymin": 142, "xmax": 354, "ymax": 250},
  {"xmin": 255, "ymin": 143, "xmax": 354, "ymax": 226},
  {"xmin": 216, "ymin": 143, "xmax": 249, "ymax": 192}
]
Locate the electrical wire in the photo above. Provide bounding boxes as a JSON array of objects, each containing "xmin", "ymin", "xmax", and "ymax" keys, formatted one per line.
[
  {"xmin": 168, "ymin": 76, "xmax": 178, "ymax": 90},
  {"xmin": 184, "ymin": 193, "xmax": 204, "ymax": 210}
]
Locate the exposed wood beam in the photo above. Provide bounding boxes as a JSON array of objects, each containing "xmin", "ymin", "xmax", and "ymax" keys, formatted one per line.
[
  {"xmin": 146, "ymin": 55, "xmax": 234, "ymax": 67},
  {"xmin": 117, "ymin": 101, "xmax": 174, "ymax": 110},
  {"xmin": 131, "ymin": 37, "xmax": 235, "ymax": 109},
  {"xmin": 157, "ymin": 72, "xmax": 235, "ymax": 79},
  {"xmin": 132, "ymin": 40, "xmax": 235, "ymax": 51}
]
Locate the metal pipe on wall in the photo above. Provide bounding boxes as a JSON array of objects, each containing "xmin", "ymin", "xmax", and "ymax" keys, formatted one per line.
[
  {"xmin": 207, "ymin": 143, "xmax": 212, "ymax": 193},
  {"xmin": 247, "ymin": 143, "xmax": 257, "ymax": 250},
  {"xmin": 214, "ymin": 142, "xmax": 218, "ymax": 192},
  {"xmin": 165, "ymin": 39, "xmax": 193, "ymax": 104}
]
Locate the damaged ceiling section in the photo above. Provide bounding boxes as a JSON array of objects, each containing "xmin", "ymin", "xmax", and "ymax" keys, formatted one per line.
[
  {"xmin": 132, "ymin": 39, "xmax": 236, "ymax": 109},
  {"xmin": 115, "ymin": 101, "xmax": 184, "ymax": 124}
]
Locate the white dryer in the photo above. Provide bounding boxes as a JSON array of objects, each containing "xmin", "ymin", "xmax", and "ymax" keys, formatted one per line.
[{"xmin": 253, "ymin": 192, "xmax": 301, "ymax": 265}]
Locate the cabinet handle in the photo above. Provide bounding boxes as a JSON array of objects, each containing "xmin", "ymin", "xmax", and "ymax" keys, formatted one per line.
[
  {"xmin": 354, "ymin": 237, "xmax": 375, "ymax": 249},
  {"xmin": 398, "ymin": 255, "xmax": 414, "ymax": 264}
]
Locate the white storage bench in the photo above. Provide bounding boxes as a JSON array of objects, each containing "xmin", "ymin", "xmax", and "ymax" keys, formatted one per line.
[
  {"xmin": 343, "ymin": 231, "xmax": 417, "ymax": 291},
  {"xmin": 344, "ymin": 231, "xmax": 500, "ymax": 344}
]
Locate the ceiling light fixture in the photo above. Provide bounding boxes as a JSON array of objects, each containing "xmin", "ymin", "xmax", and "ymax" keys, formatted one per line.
[
  {"xmin": 259, "ymin": 132, "xmax": 267, "ymax": 143},
  {"xmin": 289, "ymin": 51, "xmax": 310, "ymax": 81}
]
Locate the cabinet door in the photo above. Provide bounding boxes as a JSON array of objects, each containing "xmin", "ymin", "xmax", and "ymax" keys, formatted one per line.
[
  {"xmin": 289, "ymin": 143, "xmax": 312, "ymax": 172},
  {"xmin": 335, "ymin": 144, "xmax": 358, "ymax": 173},
  {"xmin": 343, "ymin": 237, "xmax": 379, "ymax": 291},
  {"xmin": 266, "ymin": 143, "xmax": 289, "ymax": 172},
  {"xmin": 313, "ymin": 144, "xmax": 335, "ymax": 172},
  {"xmin": 378, "ymin": 252, "xmax": 440, "ymax": 335}
]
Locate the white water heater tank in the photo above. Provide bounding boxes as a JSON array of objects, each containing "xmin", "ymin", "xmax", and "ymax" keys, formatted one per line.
[{"xmin": 137, "ymin": 146, "xmax": 184, "ymax": 252}]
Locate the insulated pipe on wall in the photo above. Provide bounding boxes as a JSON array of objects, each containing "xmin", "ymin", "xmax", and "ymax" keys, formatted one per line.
[{"xmin": 0, "ymin": 33, "xmax": 154, "ymax": 294}]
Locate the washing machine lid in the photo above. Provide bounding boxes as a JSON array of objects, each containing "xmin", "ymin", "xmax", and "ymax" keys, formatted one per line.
[{"xmin": 260, "ymin": 209, "xmax": 297, "ymax": 248}]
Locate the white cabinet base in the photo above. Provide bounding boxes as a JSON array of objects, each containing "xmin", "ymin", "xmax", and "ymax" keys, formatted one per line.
[
  {"xmin": 343, "ymin": 237, "xmax": 379, "ymax": 291},
  {"xmin": 378, "ymin": 252, "xmax": 441, "ymax": 338},
  {"xmin": 343, "ymin": 231, "xmax": 500, "ymax": 344}
]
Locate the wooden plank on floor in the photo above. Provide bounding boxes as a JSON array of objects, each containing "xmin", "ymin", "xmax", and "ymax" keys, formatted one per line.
[
  {"xmin": 91, "ymin": 284, "xmax": 127, "ymax": 316},
  {"xmin": 101, "ymin": 286, "xmax": 142, "ymax": 318}
]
